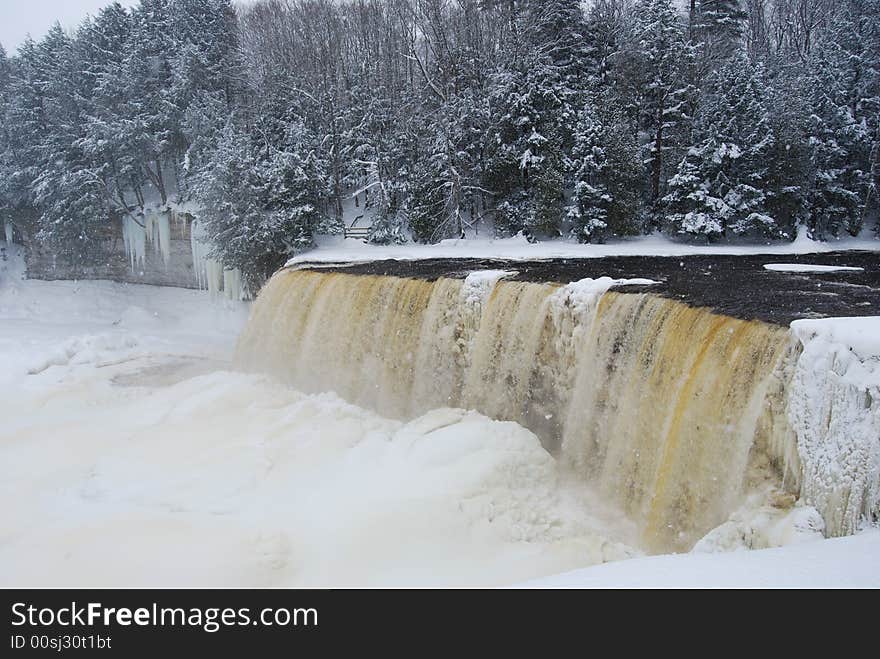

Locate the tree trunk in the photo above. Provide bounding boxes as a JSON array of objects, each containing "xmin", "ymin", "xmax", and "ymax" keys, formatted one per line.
[
  {"xmin": 651, "ymin": 100, "xmax": 665, "ymax": 212},
  {"xmin": 154, "ymin": 160, "xmax": 167, "ymax": 206}
]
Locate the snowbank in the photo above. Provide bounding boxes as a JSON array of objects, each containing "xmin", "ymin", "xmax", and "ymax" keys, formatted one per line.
[
  {"xmin": 521, "ymin": 530, "xmax": 880, "ymax": 588},
  {"xmin": 552, "ymin": 276, "xmax": 657, "ymax": 316},
  {"xmin": 288, "ymin": 232, "xmax": 879, "ymax": 267},
  {"xmin": 460, "ymin": 270, "xmax": 515, "ymax": 305}
]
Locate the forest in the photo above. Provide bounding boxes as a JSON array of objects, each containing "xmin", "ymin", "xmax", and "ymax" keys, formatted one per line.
[{"xmin": 0, "ymin": 0, "xmax": 878, "ymax": 286}]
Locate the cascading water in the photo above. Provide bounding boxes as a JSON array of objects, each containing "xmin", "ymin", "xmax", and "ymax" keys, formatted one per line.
[{"xmin": 235, "ymin": 268, "xmax": 878, "ymax": 553}]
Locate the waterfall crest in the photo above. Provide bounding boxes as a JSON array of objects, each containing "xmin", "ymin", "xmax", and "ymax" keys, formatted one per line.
[{"xmin": 236, "ymin": 269, "xmax": 796, "ymax": 551}]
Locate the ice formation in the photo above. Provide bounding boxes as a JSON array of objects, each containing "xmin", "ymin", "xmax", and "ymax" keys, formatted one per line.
[
  {"xmin": 4, "ymin": 222, "xmax": 12, "ymax": 245},
  {"xmin": 121, "ymin": 215, "xmax": 147, "ymax": 271},
  {"xmin": 223, "ymin": 268, "xmax": 243, "ymax": 301},
  {"xmin": 763, "ymin": 263, "xmax": 864, "ymax": 273},
  {"xmin": 145, "ymin": 212, "xmax": 171, "ymax": 265},
  {"xmin": 787, "ymin": 318, "xmax": 880, "ymax": 536},
  {"xmin": 190, "ymin": 219, "xmax": 245, "ymax": 299},
  {"xmin": 121, "ymin": 211, "xmax": 172, "ymax": 271}
]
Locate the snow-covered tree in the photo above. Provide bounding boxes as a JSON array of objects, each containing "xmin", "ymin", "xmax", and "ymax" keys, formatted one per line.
[
  {"xmin": 190, "ymin": 119, "xmax": 323, "ymax": 286},
  {"xmin": 691, "ymin": 1, "xmax": 748, "ymax": 65},
  {"xmin": 802, "ymin": 2, "xmax": 878, "ymax": 237},
  {"xmin": 762, "ymin": 74, "xmax": 813, "ymax": 237},
  {"xmin": 1, "ymin": 0, "xmax": 877, "ymax": 277},
  {"xmin": 408, "ymin": 89, "xmax": 491, "ymax": 242},
  {"xmin": 617, "ymin": 0, "xmax": 697, "ymax": 216},
  {"xmin": 568, "ymin": 92, "xmax": 643, "ymax": 241},
  {"xmin": 472, "ymin": 0, "xmax": 599, "ymax": 238},
  {"xmin": 664, "ymin": 53, "xmax": 779, "ymax": 238},
  {"xmin": 342, "ymin": 91, "xmax": 409, "ymax": 245}
]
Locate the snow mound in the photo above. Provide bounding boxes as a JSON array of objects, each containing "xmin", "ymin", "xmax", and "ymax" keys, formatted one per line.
[
  {"xmin": 551, "ymin": 276, "xmax": 657, "ymax": 316},
  {"xmin": 788, "ymin": 317, "xmax": 880, "ymax": 536},
  {"xmin": 693, "ymin": 493, "xmax": 825, "ymax": 552},
  {"xmin": 460, "ymin": 270, "xmax": 515, "ymax": 305},
  {"xmin": 0, "ymin": 367, "xmax": 638, "ymax": 587},
  {"xmin": 764, "ymin": 263, "xmax": 864, "ymax": 273},
  {"xmin": 26, "ymin": 333, "xmax": 140, "ymax": 375}
]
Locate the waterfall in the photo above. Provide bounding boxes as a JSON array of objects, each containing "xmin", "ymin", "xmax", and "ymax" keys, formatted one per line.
[{"xmin": 235, "ymin": 268, "xmax": 876, "ymax": 552}]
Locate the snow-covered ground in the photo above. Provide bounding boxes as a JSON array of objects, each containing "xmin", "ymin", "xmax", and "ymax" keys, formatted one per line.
[
  {"xmin": 288, "ymin": 230, "xmax": 880, "ymax": 267},
  {"xmin": 0, "ymin": 246, "xmax": 637, "ymax": 587},
  {"xmin": 521, "ymin": 530, "xmax": 880, "ymax": 588},
  {"xmin": 1, "ymin": 244, "xmax": 877, "ymax": 587}
]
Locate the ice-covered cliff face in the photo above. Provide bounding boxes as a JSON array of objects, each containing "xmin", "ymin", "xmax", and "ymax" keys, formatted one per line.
[{"xmin": 786, "ymin": 318, "xmax": 880, "ymax": 537}]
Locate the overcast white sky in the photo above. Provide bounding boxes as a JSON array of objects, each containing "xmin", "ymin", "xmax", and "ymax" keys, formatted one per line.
[
  {"xmin": 0, "ymin": 1, "xmax": 261, "ymax": 53},
  {"xmin": 0, "ymin": 0, "xmax": 138, "ymax": 52}
]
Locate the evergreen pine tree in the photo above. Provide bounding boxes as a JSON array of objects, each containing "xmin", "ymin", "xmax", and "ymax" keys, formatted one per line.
[
  {"xmin": 692, "ymin": 1, "xmax": 747, "ymax": 65},
  {"xmin": 664, "ymin": 53, "xmax": 779, "ymax": 238},
  {"xmin": 803, "ymin": 2, "xmax": 877, "ymax": 237},
  {"xmin": 191, "ymin": 119, "xmax": 322, "ymax": 286},
  {"xmin": 568, "ymin": 91, "xmax": 643, "ymax": 242},
  {"xmin": 621, "ymin": 0, "xmax": 696, "ymax": 218}
]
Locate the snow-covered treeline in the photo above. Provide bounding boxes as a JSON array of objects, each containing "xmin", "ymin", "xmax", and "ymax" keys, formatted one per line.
[{"xmin": 0, "ymin": 0, "xmax": 878, "ymax": 287}]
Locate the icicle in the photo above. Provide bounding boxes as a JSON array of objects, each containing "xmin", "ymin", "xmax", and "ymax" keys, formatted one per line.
[
  {"xmin": 205, "ymin": 258, "xmax": 224, "ymax": 296},
  {"xmin": 145, "ymin": 213, "xmax": 156, "ymax": 252},
  {"xmin": 4, "ymin": 222, "xmax": 12, "ymax": 244},
  {"xmin": 223, "ymin": 268, "xmax": 242, "ymax": 301},
  {"xmin": 157, "ymin": 212, "xmax": 171, "ymax": 265},
  {"xmin": 121, "ymin": 215, "xmax": 146, "ymax": 272},
  {"xmin": 189, "ymin": 218, "xmax": 247, "ymax": 300},
  {"xmin": 190, "ymin": 219, "xmax": 211, "ymax": 290}
]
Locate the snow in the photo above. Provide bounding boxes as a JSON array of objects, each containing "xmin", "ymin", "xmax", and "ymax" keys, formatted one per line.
[
  {"xmin": 787, "ymin": 317, "xmax": 880, "ymax": 536},
  {"xmin": 0, "ymin": 256, "xmax": 637, "ymax": 586},
  {"xmin": 553, "ymin": 276, "xmax": 657, "ymax": 315},
  {"xmin": 460, "ymin": 270, "xmax": 515, "ymax": 305},
  {"xmin": 521, "ymin": 530, "xmax": 880, "ymax": 588},
  {"xmin": 692, "ymin": 494, "xmax": 825, "ymax": 552},
  {"xmin": 764, "ymin": 263, "xmax": 865, "ymax": 273},
  {"xmin": 288, "ymin": 230, "xmax": 880, "ymax": 267},
  {"xmin": 1, "ymin": 247, "xmax": 877, "ymax": 587}
]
